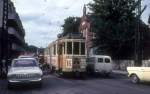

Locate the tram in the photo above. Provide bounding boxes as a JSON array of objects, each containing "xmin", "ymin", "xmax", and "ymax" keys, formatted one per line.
[{"xmin": 44, "ymin": 34, "xmax": 86, "ymax": 76}]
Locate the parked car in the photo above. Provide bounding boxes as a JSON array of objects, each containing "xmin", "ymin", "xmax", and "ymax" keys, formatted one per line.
[
  {"xmin": 18, "ymin": 55, "xmax": 33, "ymax": 58},
  {"xmin": 7, "ymin": 58, "xmax": 43, "ymax": 88},
  {"xmin": 86, "ymin": 55, "xmax": 112, "ymax": 75},
  {"xmin": 18, "ymin": 55, "xmax": 40, "ymax": 63},
  {"xmin": 127, "ymin": 67, "xmax": 150, "ymax": 83}
]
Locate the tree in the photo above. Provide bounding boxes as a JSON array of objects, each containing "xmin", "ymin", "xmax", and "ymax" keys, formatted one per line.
[
  {"xmin": 88, "ymin": 0, "xmax": 148, "ymax": 60},
  {"xmin": 62, "ymin": 17, "xmax": 81, "ymax": 36},
  {"xmin": 148, "ymin": 15, "xmax": 150, "ymax": 25},
  {"xmin": 24, "ymin": 43, "xmax": 38, "ymax": 54}
]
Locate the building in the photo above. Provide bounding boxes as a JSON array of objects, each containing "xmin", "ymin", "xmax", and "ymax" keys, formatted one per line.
[
  {"xmin": 7, "ymin": 1, "xmax": 25, "ymax": 58},
  {"xmin": 0, "ymin": 0, "xmax": 25, "ymax": 74},
  {"xmin": 79, "ymin": 5, "xmax": 94, "ymax": 57}
]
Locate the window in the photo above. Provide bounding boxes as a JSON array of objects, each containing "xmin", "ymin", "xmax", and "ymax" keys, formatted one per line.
[
  {"xmin": 53, "ymin": 44, "xmax": 56, "ymax": 55},
  {"xmin": 105, "ymin": 58, "xmax": 110, "ymax": 63},
  {"xmin": 98, "ymin": 58, "xmax": 103, "ymax": 63},
  {"xmin": 81, "ymin": 42, "xmax": 85, "ymax": 55},
  {"xmin": 13, "ymin": 60, "xmax": 37, "ymax": 67},
  {"xmin": 47, "ymin": 49, "xmax": 49, "ymax": 55},
  {"xmin": 49, "ymin": 48, "xmax": 51, "ymax": 55},
  {"xmin": 73, "ymin": 42, "xmax": 79, "ymax": 55},
  {"xmin": 67, "ymin": 42, "xmax": 72, "ymax": 54},
  {"xmin": 64, "ymin": 42, "xmax": 66, "ymax": 54},
  {"xmin": 58, "ymin": 44, "xmax": 62, "ymax": 55}
]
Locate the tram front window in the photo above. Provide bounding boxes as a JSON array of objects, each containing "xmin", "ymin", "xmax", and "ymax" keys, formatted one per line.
[
  {"xmin": 67, "ymin": 42, "xmax": 72, "ymax": 54},
  {"xmin": 73, "ymin": 42, "xmax": 79, "ymax": 55},
  {"xmin": 53, "ymin": 44, "xmax": 56, "ymax": 55},
  {"xmin": 81, "ymin": 43, "xmax": 85, "ymax": 55}
]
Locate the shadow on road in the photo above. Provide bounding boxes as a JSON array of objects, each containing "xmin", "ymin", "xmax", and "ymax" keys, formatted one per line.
[
  {"xmin": 8, "ymin": 83, "xmax": 42, "ymax": 91},
  {"xmin": 53, "ymin": 73, "xmax": 119, "ymax": 81}
]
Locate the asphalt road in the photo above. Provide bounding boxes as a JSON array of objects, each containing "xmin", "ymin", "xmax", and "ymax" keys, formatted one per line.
[{"xmin": 0, "ymin": 73, "xmax": 150, "ymax": 94}]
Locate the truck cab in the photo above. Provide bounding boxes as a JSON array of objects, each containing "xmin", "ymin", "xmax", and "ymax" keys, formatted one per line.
[{"xmin": 127, "ymin": 64, "xmax": 150, "ymax": 84}]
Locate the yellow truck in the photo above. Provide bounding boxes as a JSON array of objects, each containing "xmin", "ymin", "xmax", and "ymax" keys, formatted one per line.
[{"xmin": 127, "ymin": 67, "xmax": 150, "ymax": 83}]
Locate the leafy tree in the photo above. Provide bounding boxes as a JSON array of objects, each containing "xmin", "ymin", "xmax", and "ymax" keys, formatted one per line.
[
  {"xmin": 88, "ymin": 0, "xmax": 148, "ymax": 60},
  {"xmin": 148, "ymin": 15, "xmax": 150, "ymax": 25},
  {"xmin": 24, "ymin": 43, "xmax": 38, "ymax": 53},
  {"xmin": 62, "ymin": 17, "xmax": 81, "ymax": 36}
]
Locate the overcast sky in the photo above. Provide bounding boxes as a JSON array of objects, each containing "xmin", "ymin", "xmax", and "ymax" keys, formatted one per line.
[{"xmin": 13, "ymin": 0, "xmax": 150, "ymax": 48}]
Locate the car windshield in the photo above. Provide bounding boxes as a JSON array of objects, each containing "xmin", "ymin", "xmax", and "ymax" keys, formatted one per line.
[{"xmin": 13, "ymin": 59, "xmax": 38, "ymax": 67}]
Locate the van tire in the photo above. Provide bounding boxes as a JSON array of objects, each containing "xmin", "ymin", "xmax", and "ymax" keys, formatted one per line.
[{"xmin": 105, "ymin": 73, "xmax": 110, "ymax": 77}]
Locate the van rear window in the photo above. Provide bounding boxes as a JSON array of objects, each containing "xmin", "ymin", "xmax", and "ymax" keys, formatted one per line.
[
  {"xmin": 105, "ymin": 58, "xmax": 110, "ymax": 63},
  {"xmin": 98, "ymin": 58, "xmax": 103, "ymax": 63}
]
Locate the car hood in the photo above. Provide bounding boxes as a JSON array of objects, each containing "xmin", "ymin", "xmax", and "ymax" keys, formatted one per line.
[{"xmin": 8, "ymin": 67, "xmax": 42, "ymax": 74}]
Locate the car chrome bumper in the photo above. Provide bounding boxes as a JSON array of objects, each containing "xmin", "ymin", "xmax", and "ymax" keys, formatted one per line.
[{"xmin": 8, "ymin": 78, "xmax": 42, "ymax": 83}]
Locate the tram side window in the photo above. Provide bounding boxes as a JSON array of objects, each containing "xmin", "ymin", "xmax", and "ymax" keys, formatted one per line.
[
  {"xmin": 73, "ymin": 42, "xmax": 79, "ymax": 55},
  {"xmin": 49, "ymin": 48, "xmax": 51, "ymax": 54},
  {"xmin": 47, "ymin": 49, "xmax": 49, "ymax": 55},
  {"xmin": 67, "ymin": 42, "xmax": 72, "ymax": 54},
  {"xmin": 63, "ymin": 42, "xmax": 65, "ymax": 54},
  {"xmin": 81, "ymin": 43, "xmax": 85, "ymax": 55},
  {"xmin": 58, "ymin": 44, "xmax": 62, "ymax": 55},
  {"xmin": 53, "ymin": 44, "xmax": 56, "ymax": 55}
]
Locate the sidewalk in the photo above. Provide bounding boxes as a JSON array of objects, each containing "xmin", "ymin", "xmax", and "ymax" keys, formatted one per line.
[{"xmin": 112, "ymin": 70, "xmax": 128, "ymax": 76}]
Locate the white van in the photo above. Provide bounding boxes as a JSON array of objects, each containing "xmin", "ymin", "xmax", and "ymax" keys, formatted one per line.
[{"xmin": 86, "ymin": 55, "xmax": 112, "ymax": 75}]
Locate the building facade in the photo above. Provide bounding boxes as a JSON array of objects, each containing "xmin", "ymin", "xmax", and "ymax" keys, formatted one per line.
[
  {"xmin": 0, "ymin": 0, "xmax": 25, "ymax": 74},
  {"xmin": 79, "ymin": 5, "xmax": 94, "ymax": 57}
]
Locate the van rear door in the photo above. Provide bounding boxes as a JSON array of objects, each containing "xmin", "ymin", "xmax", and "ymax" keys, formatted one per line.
[
  {"xmin": 104, "ymin": 58, "xmax": 112, "ymax": 73},
  {"xmin": 95, "ymin": 57, "xmax": 105, "ymax": 72}
]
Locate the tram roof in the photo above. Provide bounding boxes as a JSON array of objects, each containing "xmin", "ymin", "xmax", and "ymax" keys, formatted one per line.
[{"xmin": 48, "ymin": 37, "xmax": 85, "ymax": 47}]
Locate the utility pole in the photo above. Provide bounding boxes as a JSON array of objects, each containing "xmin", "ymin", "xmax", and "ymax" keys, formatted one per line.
[
  {"xmin": 1, "ymin": 0, "xmax": 9, "ymax": 76},
  {"xmin": 134, "ymin": 0, "xmax": 142, "ymax": 66}
]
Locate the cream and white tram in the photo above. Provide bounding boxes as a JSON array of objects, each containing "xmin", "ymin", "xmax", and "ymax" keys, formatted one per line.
[{"xmin": 45, "ymin": 37, "xmax": 86, "ymax": 76}]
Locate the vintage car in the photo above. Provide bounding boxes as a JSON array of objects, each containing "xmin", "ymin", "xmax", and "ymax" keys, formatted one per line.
[
  {"xmin": 18, "ymin": 55, "xmax": 39, "ymax": 62},
  {"xmin": 7, "ymin": 58, "xmax": 43, "ymax": 87},
  {"xmin": 18, "ymin": 55, "xmax": 33, "ymax": 58},
  {"xmin": 127, "ymin": 67, "xmax": 150, "ymax": 83}
]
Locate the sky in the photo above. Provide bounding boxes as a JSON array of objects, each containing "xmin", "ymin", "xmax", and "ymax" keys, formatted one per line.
[{"xmin": 12, "ymin": 0, "xmax": 150, "ymax": 48}]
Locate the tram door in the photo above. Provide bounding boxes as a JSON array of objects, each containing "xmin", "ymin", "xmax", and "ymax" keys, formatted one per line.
[{"xmin": 57, "ymin": 42, "xmax": 65, "ymax": 72}]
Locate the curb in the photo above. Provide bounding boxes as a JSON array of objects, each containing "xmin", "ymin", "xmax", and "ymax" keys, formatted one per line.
[{"xmin": 112, "ymin": 70, "xmax": 128, "ymax": 76}]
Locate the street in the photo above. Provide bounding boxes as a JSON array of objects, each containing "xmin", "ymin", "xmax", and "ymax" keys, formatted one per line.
[{"xmin": 0, "ymin": 73, "xmax": 150, "ymax": 94}]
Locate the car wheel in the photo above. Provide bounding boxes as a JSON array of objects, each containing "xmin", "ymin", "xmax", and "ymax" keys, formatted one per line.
[
  {"xmin": 7, "ymin": 82, "xmax": 13, "ymax": 89},
  {"xmin": 131, "ymin": 74, "xmax": 139, "ymax": 84}
]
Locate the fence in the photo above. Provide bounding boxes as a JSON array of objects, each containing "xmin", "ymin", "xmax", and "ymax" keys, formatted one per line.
[{"xmin": 112, "ymin": 60, "xmax": 150, "ymax": 70}]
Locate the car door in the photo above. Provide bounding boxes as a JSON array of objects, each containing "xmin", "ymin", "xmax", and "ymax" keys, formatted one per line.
[
  {"xmin": 133, "ymin": 67, "xmax": 144, "ymax": 81},
  {"xmin": 142, "ymin": 67, "xmax": 150, "ymax": 81}
]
